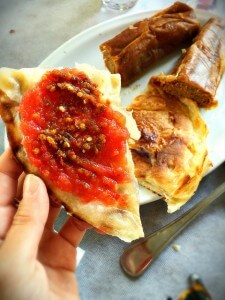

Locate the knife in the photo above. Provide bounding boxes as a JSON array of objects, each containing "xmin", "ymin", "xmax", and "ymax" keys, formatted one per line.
[{"xmin": 120, "ymin": 181, "xmax": 225, "ymax": 277}]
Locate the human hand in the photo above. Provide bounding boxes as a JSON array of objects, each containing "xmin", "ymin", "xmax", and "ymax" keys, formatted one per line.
[{"xmin": 0, "ymin": 149, "xmax": 91, "ymax": 300}]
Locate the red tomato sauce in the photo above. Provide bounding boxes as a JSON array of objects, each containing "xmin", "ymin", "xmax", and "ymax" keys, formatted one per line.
[{"xmin": 19, "ymin": 69, "xmax": 131, "ymax": 207}]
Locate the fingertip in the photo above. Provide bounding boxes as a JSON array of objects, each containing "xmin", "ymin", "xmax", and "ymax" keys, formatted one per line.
[
  {"xmin": 70, "ymin": 216, "xmax": 93, "ymax": 231},
  {"xmin": 23, "ymin": 174, "xmax": 45, "ymax": 196},
  {"xmin": 0, "ymin": 148, "xmax": 23, "ymax": 179},
  {"xmin": 95, "ymin": 228, "xmax": 106, "ymax": 235},
  {"xmin": 59, "ymin": 216, "xmax": 91, "ymax": 248}
]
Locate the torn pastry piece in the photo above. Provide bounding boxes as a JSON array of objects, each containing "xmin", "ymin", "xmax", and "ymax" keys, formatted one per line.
[
  {"xmin": 150, "ymin": 17, "xmax": 225, "ymax": 108},
  {"xmin": 127, "ymin": 87, "xmax": 211, "ymax": 212},
  {"xmin": 100, "ymin": 1, "xmax": 200, "ymax": 86},
  {"xmin": 0, "ymin": 65, "xmax": 144, "ymax": 242}
]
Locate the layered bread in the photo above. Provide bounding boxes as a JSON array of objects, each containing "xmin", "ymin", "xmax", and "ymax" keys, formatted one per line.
[
  {"xmin": 128, "ymin": 87, "xmax": 211, "ymax": 212},
  {"xmin": 0, "ymin": 65, "xmax": 144, "ymax": 242}
]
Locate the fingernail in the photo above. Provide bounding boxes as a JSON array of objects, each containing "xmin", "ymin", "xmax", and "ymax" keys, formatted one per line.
[{"xmin": 24, "ymin": 174, "xmax": 40, "ymax": 196}]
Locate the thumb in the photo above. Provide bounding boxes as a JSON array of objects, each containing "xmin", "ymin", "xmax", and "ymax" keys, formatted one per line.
[{"xmin": 3, "ymin": 174, "xmax": 49, "ymax": 260}]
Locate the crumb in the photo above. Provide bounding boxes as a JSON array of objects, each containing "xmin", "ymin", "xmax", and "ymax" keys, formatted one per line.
[
  {"xmin": 121, "ymin": 87, "xmax": 131, "ymax": 95},
  {"xmin": 129, "ymin": 25, "xmax": 137, "ymax": 30},
  {"xmin": 131, "ymin": 83, "xmax": 141, "ymax": 91},
  {"xmin": 9, "ymin": 29, "xmax": 15, "ymax": 34},
  {"xmin": 172, "ymin": 244, "xmax": 181, "ymax": 252}
]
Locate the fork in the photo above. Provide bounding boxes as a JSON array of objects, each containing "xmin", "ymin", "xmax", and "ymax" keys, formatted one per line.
[{"xmin": 120, "ymin": 181, "xmax": 225, "ymax": 277}]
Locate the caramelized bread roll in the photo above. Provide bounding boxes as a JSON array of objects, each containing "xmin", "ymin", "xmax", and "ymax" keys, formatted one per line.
[
  {"xmin": 128, "ymin": 87, "xmax": 210, "ymax": 212},
  {"xmin": 150, "ymin": 17, "xmax": 225, "ymax": 108},
  {"xmin": 100, "ymin": 2, "xmax": 200, "ymax": 86}
]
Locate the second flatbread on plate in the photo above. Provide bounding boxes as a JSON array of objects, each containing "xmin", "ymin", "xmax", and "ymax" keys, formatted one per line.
[{"xmin": 128, "ymin": 87, "xmax": 211, "ymax": 212}]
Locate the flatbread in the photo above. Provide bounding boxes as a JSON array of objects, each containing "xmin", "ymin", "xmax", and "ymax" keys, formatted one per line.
[
  {"xmin": 128, "ymin": 87, "xmax": 211, "ymax": 212},
  {"xmin": 0, "ymin": 64, "xmax": 144, "ymax": 242}
]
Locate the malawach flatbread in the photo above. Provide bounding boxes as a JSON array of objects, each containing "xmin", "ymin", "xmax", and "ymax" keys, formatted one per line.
[
  {"xmin": 128, "ymin": 87, "xmax": 211, "ymax": 212},
  {"xmin": 0, "ymin": 64, "xmax": 144, "ymax": 242}
]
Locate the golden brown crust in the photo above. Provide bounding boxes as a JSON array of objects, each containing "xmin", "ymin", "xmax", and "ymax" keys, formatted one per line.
[
  {"xmin": 128, "ymin": 87, "xmax": 211, "ymax": 212},
  {"xmin": 0, "ymin": 67, "xmax": 144, "ymax": 242},
  {"xmin": 100, "ymin": 1, "xmax": 200, "ymax": 86},
  {"xmin": 150, "ymin": 17, "xmax": 225, "ymax": 108}
]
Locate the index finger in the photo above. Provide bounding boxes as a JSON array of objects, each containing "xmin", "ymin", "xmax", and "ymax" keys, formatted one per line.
[{"xmin": 0, "ymin": 148, "xmax": 23, "ymax": 206}]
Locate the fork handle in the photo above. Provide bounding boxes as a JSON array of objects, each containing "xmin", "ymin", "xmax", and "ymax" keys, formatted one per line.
[{"xmin": 120, "ymin": 181, "xmax": 225, "ymax": 277}]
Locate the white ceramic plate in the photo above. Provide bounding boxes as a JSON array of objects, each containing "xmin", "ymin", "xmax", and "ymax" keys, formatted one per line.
[{"xmin": 13, "ymin": 9, "xmax": 225, "ymax": 205}]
